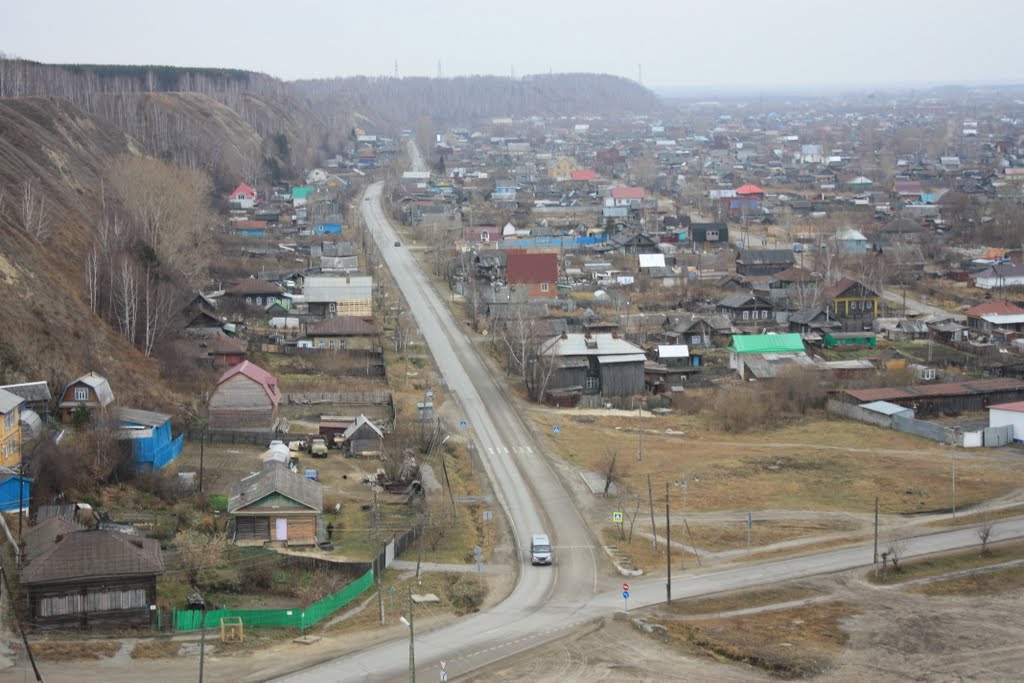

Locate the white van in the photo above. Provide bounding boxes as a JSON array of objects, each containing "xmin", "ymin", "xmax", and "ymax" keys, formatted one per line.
[{"xmin": 530, "ymin": 533, "xmax": 552, "ymax": 566}]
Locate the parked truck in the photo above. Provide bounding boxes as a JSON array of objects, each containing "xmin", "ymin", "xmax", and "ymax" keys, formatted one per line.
[{"xmin": 308, "ymin": 437, "xmax": 329, "ymax": 458}]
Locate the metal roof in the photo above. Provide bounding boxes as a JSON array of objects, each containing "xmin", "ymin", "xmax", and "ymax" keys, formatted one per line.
[
  {"xmin": 731, "ymin": 333, "xmax": 805, "ymax": 354},
  {"xmin": 0, "ymin": 388, "xmax": 24, "ymax": 414},
  {"xmin": 597, "ymin": 354, "xmax": 647, "ymax": 364}
]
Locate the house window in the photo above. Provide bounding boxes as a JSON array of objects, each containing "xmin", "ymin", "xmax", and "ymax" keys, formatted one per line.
[
  {"xmin": 762, "ymin": 310, "xmax": 769, "ymax": 319},
  {"xmin": 540, "ymin": 282, "xmax": 549, "ymax": 292},
  {"xmin": 328, "ymin": 339, "xmax": 336, "ymax": 349},
  {"xmin": 585, "ymin": 376, "xmax": 600, "ymax": 390},
  {"xmin": 742, "ymin": 310, "xmax": 749, "ymax": 321},
  {"xmin": 329, "ymin": 303, "xmax": 337, "ymax": 314},
  {"xmin": 86, "ymin": 588, "xmax": 147, "ymax": 612},
  {"xmin": 3, "ymin": 411, "xmax": 14, "ymax": 430},
  {"xmin": 2, "ymin": 437, "xmax": 14, "ymax": 460},
  {"xmin": 317, "ymin": 340, "xmax": 325, "ymax": 349},
  {"xmin": 39, "ymin": 594, "xmax": 83, "ymax": 617},
  {"xmin": 245, "ymin": 297, "xmax": 252, "ymax": 305},
  {"xmin": 256, "ymin": 297, "xmax": 263, "ymax": 306},
  {"xmin": 74, "ymin": 387, "xmax": 89, "ymax": 402},
  {"xmin": 691, "ymin": 335, "xmax": 702, "ymax": 345}
]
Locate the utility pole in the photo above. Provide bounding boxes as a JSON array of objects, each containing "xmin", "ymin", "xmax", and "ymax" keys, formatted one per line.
[
  {"xmin": 199, "ymin": 430, "xmax": 206, "ymax": 494},
  {"xmin": 199, "ymin": 607, "xmax": 208, "ymax": 683},
  {"xmin": 406, "ymin": 587, "xmax": 416, "ymax": 683},
  {"xmin": 873, "ymin": 496, "xmax": 879, "ymax": 565},
  {"xmin": 636, "ymin": 398, "xmax": 643, "ymax": 461},
  {"xmin": 647, "ymin": 474, "xmax": 657, "ymax": 550},
  {"xmin": 665, "ymin": 482, "xmax": 672, "ymax": 604}
]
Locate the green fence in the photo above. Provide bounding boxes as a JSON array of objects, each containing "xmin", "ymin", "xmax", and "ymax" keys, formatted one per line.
[{"xmin": 172, "ymin": 567, "xmax": 374, "ymax": 631}]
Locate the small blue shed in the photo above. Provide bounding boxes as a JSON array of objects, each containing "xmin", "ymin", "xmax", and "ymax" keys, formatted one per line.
[
  {"xmin": 116, "ymin": 407, "xmax": 184, "ymax": 473},
  {"xmin": 0, "ymin": 467, "xmax": 31, "ymax": 512},
  {"xmin": 314, "ymin": 223, "xmax": 343, "ymax": 235}
]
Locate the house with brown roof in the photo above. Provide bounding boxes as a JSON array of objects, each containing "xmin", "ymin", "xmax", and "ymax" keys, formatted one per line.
[
  {"xmin": 208, "ymin": 360, "xmax": 281, "ymax": 432},
  {"xmin": 199, "ymin": 333, "xmax": 248, "ymax": 367},
  {"xmin": 964, "ymin": 301, "xmax": 1024, "ymax": 334},
  {"xmin": 228, "ymin": 460, "xmax": 323, "ymax": 546},
  {"xmin": 506, "ymin": 252, "xmax": 558, "ymax": 299},
  {"xmin": 303, "ymin": 316, "xmax": 381, "ymax": 350},
  {"xmin": 20, "ymin": 518, "xmax": 164, "ymax": 628},
  {"xmin": 58, "ymin": 373, "xmax": 114, "ymax": 424},
  {"xmin": 824, "ymin": 278, "xmax": 882, "ymax": 331},
  {"xmin": 222, "ymin": 278, "xmax": 286, "ymax": 310}
]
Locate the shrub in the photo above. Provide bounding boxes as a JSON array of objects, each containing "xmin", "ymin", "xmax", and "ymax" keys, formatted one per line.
[{"xmin": 443, "ymin": 574, "xmax": 484, "ymax": 615}]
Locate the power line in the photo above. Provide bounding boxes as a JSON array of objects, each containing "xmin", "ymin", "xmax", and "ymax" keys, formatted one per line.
[{"xmin": 0, "ymin": 564, "xmax": 45, "ymax": 681}]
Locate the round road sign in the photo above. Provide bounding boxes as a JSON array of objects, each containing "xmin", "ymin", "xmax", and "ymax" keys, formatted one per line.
[
  {"xmin": 623, "ymin": 582, "xmax": 629, "ymax": 591},
  {"xmin": 622, "ymin": 590, "xmax": 630, "ymax": 599}
]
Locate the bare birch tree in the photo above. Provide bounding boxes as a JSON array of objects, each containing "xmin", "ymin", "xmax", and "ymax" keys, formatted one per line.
[
  {"xmin": 18, "ymin": 178, "xmax": 51, "ymax": 241},
  {"xmin": 115, "ymin": 258, "xmax": 139, "ymax": 344},
  {"xmin": 141, "ymin": 266, "xmax": 176, "ymax": 357}
]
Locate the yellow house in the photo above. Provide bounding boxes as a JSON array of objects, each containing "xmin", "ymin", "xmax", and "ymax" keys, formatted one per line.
[
  {"xmin": 548, "ymin": 157, "xmax": 579, "ymax": 181},
  {"xmin": 0, "ymin": 388, "xmax": 24, "ymax": 468}
]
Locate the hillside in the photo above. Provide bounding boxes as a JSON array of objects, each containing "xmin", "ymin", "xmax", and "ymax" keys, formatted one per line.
[
  {"xmin": 0, "ymin": 97, "xmax": 167, "ymax": 404},
  {"xmin": 294, "ymin": 73, "xmax": 665, "ymax": 127}
]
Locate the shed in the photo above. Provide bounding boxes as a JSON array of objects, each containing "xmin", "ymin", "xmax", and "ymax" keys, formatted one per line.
[
  {"xmin": 0, "ymin": 467, "xmax": 31, "ymax": 513},
  {"xmin": 57, "ymin": 373, "xmax": 114, "ymax": 424},
  {"xmin": 115, "ymin": 408, "xmax": 183, "ymax": 473},
  {"xmin": 341, "ymin": 415, "xmax": 385, "ymax": 457},
  {"xmin": 989, "ymin": 401, "xmax": 1024, "ymax": 443}
]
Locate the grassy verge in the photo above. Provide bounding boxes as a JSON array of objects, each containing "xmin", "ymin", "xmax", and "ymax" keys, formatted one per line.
[
  {"xmin": 131, "ymin": 640, "xmax": 183, "ymax": 659},
  {"xmin": 30, "ymin": 641, "xmax": 121, "ymax": 661},
  {"xmin": 685, "ymin": 518, "xmax": 860, "ymax": 553},
  {"xmin": 647, "ymin": 601, "xmax": 856, "ymax": 678},
  {"xmin": 909, "ymin": 564, "xmax": 1024, "ymax": 596},
  {"xmin": 869, "ymin": 540, "xmax": 1024, "ymax": 585},
  {"xmin": 602, "ymin": 527, "xmax": 687, "ymax": 573},
  {"xmin": 922, "ymin": 505, "xmax": 1024, "ymax": 528},
  {"xmin": 669, "ymin": 586, "xmax": 822, "ymax": 616}
]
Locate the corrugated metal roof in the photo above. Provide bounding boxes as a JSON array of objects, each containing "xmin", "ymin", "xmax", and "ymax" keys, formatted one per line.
[
  {"xmin": 229, "ymin": 461, "xmax": 323, "ymax": 514},
  {"xmin": 539, "ymin": 333, "xmax": 644, "ymax": 358},
  {"xmin": 731, "ymin": 333, "xmax": 805, "ymax": 354},
  {"xmin": 658, "ymin": 345, "xmax": 690, "ymax": 359},
  {"xmin": 990, "ymin": 401, "xmax": 1024, "ymax": 413},
  {"xmin": 0, "ymin": 388, "xmax": 23, "ymax": 413},
  {"xmin": 597, "ymin": 354, "xmax": 647, "ymax": 364},
  {"xmin": 846, "ymin": 378, "xmax": 1024, "ymax": 402},
  {"xmin": 860, "ymin": 401, "xmax": 913, "ymax": 416}
]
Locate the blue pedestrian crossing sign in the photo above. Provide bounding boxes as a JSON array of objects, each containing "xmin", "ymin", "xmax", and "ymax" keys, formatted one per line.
[
  {"xmin": 612, "ymin": 511, "xmax": 624, "ymax": 523},
  {"xmin": 460, "ymin": 421, "xmax": 467, "ymax": 428},
  {"xmin": 553, "ymin": 425, "xmax": 560, "ymax": 433}
]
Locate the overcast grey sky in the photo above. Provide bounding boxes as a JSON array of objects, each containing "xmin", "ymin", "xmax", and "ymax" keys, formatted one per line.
[{"xmin": 2, "ymin": 0, "xmax": 1021, "ymax": 90}]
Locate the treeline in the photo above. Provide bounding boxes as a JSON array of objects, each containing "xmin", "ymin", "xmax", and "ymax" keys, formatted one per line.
[
  {"xmin": 294, "ymin": 73, "xmax": 664, "ymax": 126},
  {"xmin": 0, "ymin": 59, "xmax": 325, "ymax": 185}
]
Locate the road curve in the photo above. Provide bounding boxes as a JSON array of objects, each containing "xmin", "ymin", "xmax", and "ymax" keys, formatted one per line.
[{"xmin": 274, "ymin": 183, "xmax": 601, "ymax": 682}]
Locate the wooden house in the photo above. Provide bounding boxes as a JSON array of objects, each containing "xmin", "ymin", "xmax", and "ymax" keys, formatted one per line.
[
  {"xmin": 536, "ymin": 332, "xmax": 646, "ymax": 400},
  {"xmin": 228, "ymin": 460, "xmax": 323, "ymax": 547},
  {"xmin": 824, "ymin": 278, "xmax": 882, "ymax": 331},
  {"xmin": 57, "ymin": 373, "xmax": 114, "ymax": 424},
  {"xmin": 717, "ymin": 292, "xmax": 775, "ymax": 325},
  {"xmin": 729, "ymin": 333, "xmax": 810, "ymax": 380},
  {"xmin": 506, "ymin": 252, "xmax": 558, "ymax": 299},
  {"xmin": 20, "ymin": 519, "xmax": 164, "ymax": 629},
  {"xmin": 303, "ymin": 316, "xmax": 381, "ymax": 351},
  {"xmin": 303, "ymin": 275, "xmax": 373, "ymax": 318},
  {"xmin": 199, "ymin": 333, "xmax": 248, "ymax": 367},
  {"xmin": 221, "ymin": 278, "xmax": 286, "ymax": 310},
  {"xmin": 0, "ymin": 388, "xmax": 24, "ymax": 468},
  {"xmin": 208, "ymin": 361, "xmax": 281, "ymax": 432},
  {"xmin": 736, "ymin": 249, "xmax": 795, "ymax": 277}
]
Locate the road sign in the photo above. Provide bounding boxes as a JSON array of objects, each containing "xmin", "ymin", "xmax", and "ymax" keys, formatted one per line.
[
  {"xmin": 473, "ymin": 545, "xmax": 482, "ymax": 558},
  {"xmin": 426, "ymin": 391, "xmax": 434, "ymax": 399},
  {"xmin": 440, "ymin": 660, "xmax": 448, "ymax": 682},
  {"xmin": 388, "ymin": 585, "xmax": 396, "ymax": 597},
  {"xmin": 553, "ymin": 425, "xmax": 560, "ymax": 433},
  {"xmin": 612, "ymin": 511, "xmax": 623, "ymax": 523},
  {"xmin": 623, "ymin": 582, "xmax": 629, "ymax": 591},
  {"xmin": 460, "ymin": 420, "xmax": 467, "ymax": 428},
  {"xmin": 623, "ymin": 590, "xmax": 630, "ymax": 599},
  {"xmin": 483, "ymin": 510, "xmax": 493, "ymax": 521}
]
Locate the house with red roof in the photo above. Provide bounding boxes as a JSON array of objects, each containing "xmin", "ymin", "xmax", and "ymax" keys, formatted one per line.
[
  {"xmin": 229, "ymin": 183, "xmax": 258, "ymax": 209},
  {"xmin": 570, "ymin": 170, "xmax": 597, "ymax": 182},
  {"xmin": 208, "ymin": 360, "xmax": 281, "ymax": 432},
  {"xmin": 965, "ymin": 301, "xmax": 1024, "ymax": 334},
  {"xmin": 608, "ymin": 186, "xmax": 645, "ymax": 207},
  {"xmin": 735, "ymin": 184, "xmax": 765, "ymax": 199},
  {"xmin": 506, "ymin": 252, "xmax": 558, "ymax": 299}
]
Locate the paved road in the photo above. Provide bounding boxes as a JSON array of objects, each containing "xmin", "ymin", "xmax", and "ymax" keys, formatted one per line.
[{"xmin": 274, "ymin": 183, "xmax": 602, "ymax": 682}]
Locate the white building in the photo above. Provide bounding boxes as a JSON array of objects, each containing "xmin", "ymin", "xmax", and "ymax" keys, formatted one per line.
[{"xmin": 989, "ymin": 401, "xmax": 1024, "ymax": 442}]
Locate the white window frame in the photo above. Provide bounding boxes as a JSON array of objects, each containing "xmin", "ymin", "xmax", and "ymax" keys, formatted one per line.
[
  {"xmin": 540, "ymin": 282, "xmax": 549, "ymax": 292},
  {"xmin": 4, "ymin": 411, "xmax": 14, "ymax": 429},
  {"xmin": 585, "ymin": 376, "xmax": 600, "ymax": 390},
  {"xmin": 245, "ymin": 296, "xmax": 252, "ymax": 305},
  {"xmin": 742, "ymin": 310, "xmax": 749, "ymax": 321},
  {"xmin": 74, "ymin": 386, "xmax": 89, "ymax": 402}
]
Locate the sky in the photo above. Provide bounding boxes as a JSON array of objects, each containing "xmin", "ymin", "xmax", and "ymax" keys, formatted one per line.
[{"xmin": 2, "ymin": 0, "xmax": 1022, "ymax": 92}]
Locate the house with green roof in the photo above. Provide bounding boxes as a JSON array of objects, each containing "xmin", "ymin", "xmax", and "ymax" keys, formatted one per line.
[
  {"xmin": 291, "ymin": 186, "xmax": 314, "ymax": 207},
  {"xmin": 729, "ymin": 333, "xmax": 812, "ymax": 380}
]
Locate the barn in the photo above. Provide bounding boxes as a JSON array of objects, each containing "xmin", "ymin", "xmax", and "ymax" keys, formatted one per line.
[{"xmin": 208, "ymin": 361, "xmax": 281, "ymax": 432}]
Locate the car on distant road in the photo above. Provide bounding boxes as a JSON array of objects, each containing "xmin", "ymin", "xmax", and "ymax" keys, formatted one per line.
[{"xmin": 394, "ymin": 240, "xmax": 401, "ymax": 247}]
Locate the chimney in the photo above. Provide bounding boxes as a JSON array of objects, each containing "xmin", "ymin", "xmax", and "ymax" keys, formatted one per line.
[
  {"xmin": 560, "ymin": 330, "xmax": 568, "ymax": 340},
  {"xmin": 611, "ymin": 330, "xmax": 619, "ymax": 339}
]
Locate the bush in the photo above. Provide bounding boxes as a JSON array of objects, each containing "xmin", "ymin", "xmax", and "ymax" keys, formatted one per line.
[
  {"xmin": 240, "ymin": 559, "xmax": 276, "ymax": 591},
  {"xmin": 443, "ymin": 574, "xmax": 484, "ymax": 615}
]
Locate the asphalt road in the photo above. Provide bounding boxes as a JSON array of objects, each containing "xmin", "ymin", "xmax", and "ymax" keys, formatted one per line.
[{"xmin": 274, "ymin": 183, "xmax": 602, "ymax": 682}]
